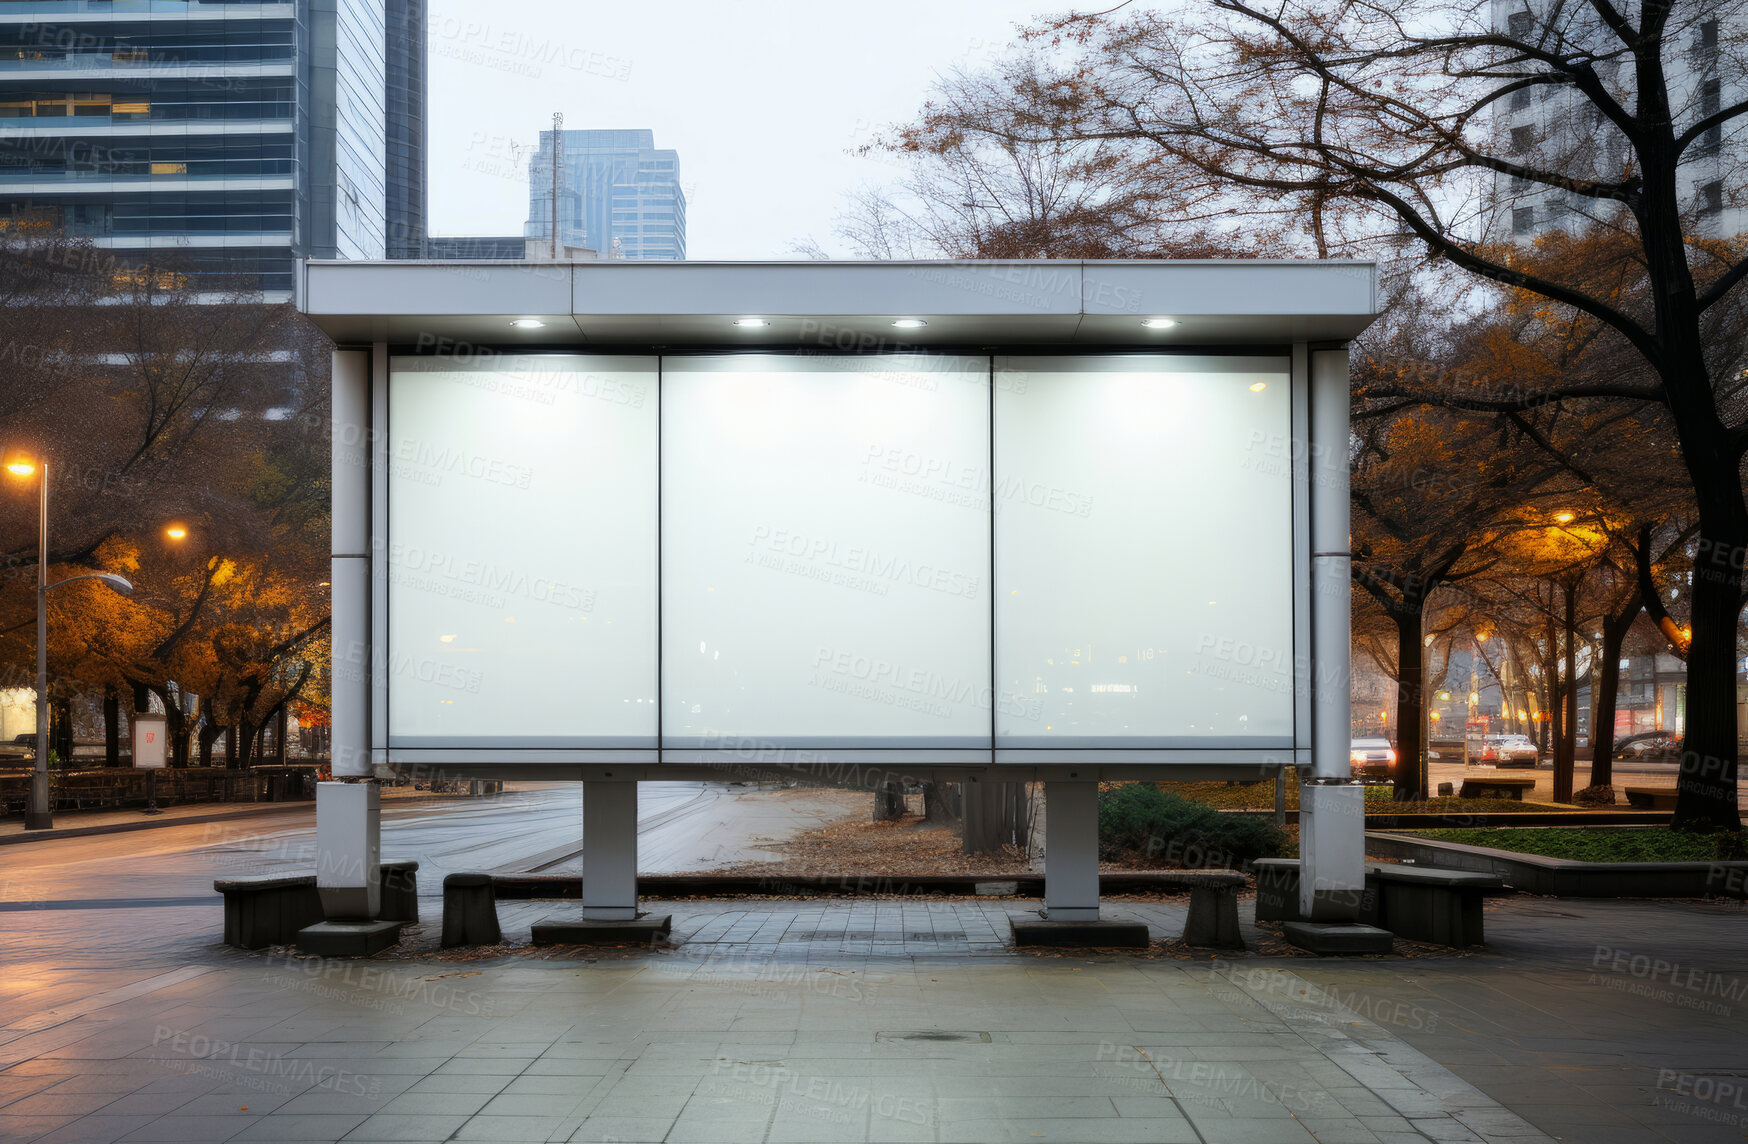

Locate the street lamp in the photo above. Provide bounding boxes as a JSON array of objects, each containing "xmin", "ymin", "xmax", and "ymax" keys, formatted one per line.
[{"xmin": 8, "ymin": 456, "xmax": 134, "ymax": 830}]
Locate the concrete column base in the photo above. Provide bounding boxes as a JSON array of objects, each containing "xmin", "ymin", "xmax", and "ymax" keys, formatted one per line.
[
  {"xmin": 317, "ymin": 782, "xmax": 380, "ymax": 920},
  {"xmin": 531, "ymin": 914, "xmax": 672, "ymax": 946},
  {"xmin": 1298, "ymin": 782, "xmax": 1367, "ymax": 921},
  {"xmin": 1044, "ymin": 781, "xmax": 1099, "ymax": 922},
  {"xmin": 1010, "ymin": 914, "xmax": 1148, "ymax": 948},
  {"xmin": 582, "ymin": 780, "xmax": 638, "ymax": 921}
]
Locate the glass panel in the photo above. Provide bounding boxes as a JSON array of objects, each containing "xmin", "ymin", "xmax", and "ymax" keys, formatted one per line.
[
  {"xmin": 388, "ymin": 356, "xmax": 658, "ymax": 745},
  {"xmin": 662, "ymin": 354, "xmax": 992, "ymax": 747},
  {"xmin": 994, "ymin": 356, "xmax": 1295, "ymax": 746}
]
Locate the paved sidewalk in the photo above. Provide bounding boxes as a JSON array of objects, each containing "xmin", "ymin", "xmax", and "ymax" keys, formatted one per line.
[{"xmin": 0, "ymin": 896, "xmax": 1564, "ymax": 1144}]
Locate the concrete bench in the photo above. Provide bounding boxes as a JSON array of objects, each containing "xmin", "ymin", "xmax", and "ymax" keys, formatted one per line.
[
  {"xmin": 1367, "ymin": 863, "xmax": 1502, "ymax": 947},
  {"xmin": 1177, "ymin": 871, "xmax": 1247, "ymax": 949},
  {"xmin": 214, "ymin": 874, "xmax": 324, "ymax": 950},
  {"xmin": 379, "ymin": 860, "xmax": 419, "ymax": 923},
  {"xmin": 1459, "ymin": 775, "xmax": 1538, "ymax": 800},
  {"xmin": 1623, "ymin": 786, "xmax": 1678, "ymax": 810},
  {"xmin": 1253, "ymin": 859, "xmax": 1380, "ymax": 926},
  {"xmin": 441, "ymin": 873, "xmax": 501, "ymax": 948}
]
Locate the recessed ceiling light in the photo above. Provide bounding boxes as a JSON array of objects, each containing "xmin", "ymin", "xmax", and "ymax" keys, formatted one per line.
[
  {"xmin": 1250, "ymin": 382, "xmax": 1267, "ymax": 392},
  {"xmin": 891, "ymin": 318, "xmax": 928, "ymax": 329},
  {"xmin": 1141, "ymin": 318, "xmax": 1177, "ymax": 329},
  {"xmin": 733, "ymin": 318, "xmax": 769, "ymax": 327},
  {"xmin": 510, "ymin": 318, "xmax": 545, "ymax": 329}
]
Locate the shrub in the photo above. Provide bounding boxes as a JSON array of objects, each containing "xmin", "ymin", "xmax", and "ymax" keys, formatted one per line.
[
  {"xmin": 1097, "ymin": 782, "xmax": 1287, "ymax": 868},
  {"xmin": 1573, "ymin": 785, "xmax": 1616, "ymax": 807}
]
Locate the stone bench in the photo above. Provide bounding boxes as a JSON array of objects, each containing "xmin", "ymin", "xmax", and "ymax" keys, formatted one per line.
[
  {"xmin": 1623, "ymin": 786, "xmax": 1678, "ymax": 810},
  {"xmin": 379, "ymin": 860, "xmax": 419, "ymax": 923},
  {"xmin": 1254, "ymin": 859, "xmax": 1381, "ymax": 926},
  {"xmin": 1367, "ymin": 863, "xmax": 1502, "ymax": 947},
  {"xmin": 1178, "ymin": 870, "xmax": 1247, "ymax": 949},
  {"xmin": 442, "ymin": 872, "xmax": 501, "ymax": 948},
  {"xmin": 1459, "ymin": 775, "xmax": 1538, "ymax": 800},
  {"xmin": 1253, "ymin": 859, "xmax": 1502, "ymax": 947},
  {"xmin": 214, "ymin": 874, "xmax": 324, "ymax": 950}
]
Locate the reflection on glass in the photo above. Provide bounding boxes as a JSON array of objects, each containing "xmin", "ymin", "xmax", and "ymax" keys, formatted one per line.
[
  {"xmin": 994, "ymin": 357, "xmax": 1295, "ymax": 746},
  {"xmin": 661, "ymin": 354, "xmax": 993, "ymax": 747},
  {"xmin": 387, "ymin": 356, "xmax": 659, "ymax": 746}
]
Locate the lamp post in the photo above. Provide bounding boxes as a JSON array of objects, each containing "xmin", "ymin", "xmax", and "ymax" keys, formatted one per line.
[{"xmin": 9, "ymin": 457, "xmax": 134, "ymax": 830}]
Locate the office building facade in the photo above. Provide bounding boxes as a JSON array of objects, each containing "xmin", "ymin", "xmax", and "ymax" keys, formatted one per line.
[
  {"xmin": 525, "ymin": 128, "xmax": 684, "ymax": 260},
  {"xmin": 1491, "ymin": 2, "xmax": 1740, "ymax": 242},
  {"xmin": 0, "ymin": 0, "xmax": 423, "ymax": 297}
]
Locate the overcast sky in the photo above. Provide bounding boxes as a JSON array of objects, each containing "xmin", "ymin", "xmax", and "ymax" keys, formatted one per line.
[{"xmin": 425, "ymin": 0, "xmax": 1056, "ymax": 259}]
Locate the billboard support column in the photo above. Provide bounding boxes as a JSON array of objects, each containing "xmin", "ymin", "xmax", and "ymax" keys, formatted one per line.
[
  {"xmin": 1043, "ymin": 782, "xmax": 1099, "ymax": 921},
  {"xmin": 582, "ymin": 781, "xmax": 639, "ymax": 920},
  {"xmin": 1301, "ymin": 346, "xmax": 1366, "ymax": 922},
  {"xmin": 317, "ymin": 347, "xmax": 382, "ymax": 923}
]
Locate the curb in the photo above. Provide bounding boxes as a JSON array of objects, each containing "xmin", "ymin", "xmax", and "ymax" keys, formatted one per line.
[
  {"xmin": 0, "ymin": 803, "xmax": 313, "ymax": 846},
  {"xmin": 0, "ymin": 793, "xmax": 479, "ymax": 847}
]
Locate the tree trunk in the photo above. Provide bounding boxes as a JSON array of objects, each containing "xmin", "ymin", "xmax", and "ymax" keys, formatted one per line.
[
  {"xmin": 274, "ymin": 705, "xmax": 289, "ymax": 765},
  {"xmin": 1392, "ymin": 614, "xmax": 1426, "ymax": 801},
  {"xmin": 1590, "ymin": 586, "xmax": 1640, "ymax": 792},
  {"xmin": 104, "ymin": 685, "xmax": 120, "ymax": 767},
  {"xmin": 962, "ymin": 780, "xmax": 1029, "ymax": 854},
  {"xmin": 922, "ymin": 781, "xmax": 961, "ymax": 825},
  {"xmin": 1552, "ymin": 579, "xmax": 1578, "ymax": 803},
  {"xmin": 52, "ymin": 695, "xmax": 73, "ymax": 766},
  {"xmin": 872, "ymin": 780, "xmax": 905, "ymax": 822},
  {"xmin": 224, "ymin": 722, "xmax": 238, "ymax": 770},
  {"xmin": 198, "ymin": 720, "xmax": 221, "ymax": 768},
  {"xmin": 1676, "ymin": 509, "xmax": 1746, "ymax": 830},
  {"xmin": 237, "ymin": 719, "xmax": 257, "ymax": 770}
]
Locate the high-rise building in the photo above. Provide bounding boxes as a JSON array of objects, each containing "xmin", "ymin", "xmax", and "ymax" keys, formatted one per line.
[
  {"xmin": 0, "ymin": 0, "xmax": 424, "ymax": 298},
  {"xmin": 525, "ymin": 128, "xmax": 685, "ymax": 260},
  {"xmin": 1491, "ymin": 2, "xmax": 1739, "ymax": 242},
  {"xmin": 383, "ymin": 0, "xmax": 425, "ymax": 260}
]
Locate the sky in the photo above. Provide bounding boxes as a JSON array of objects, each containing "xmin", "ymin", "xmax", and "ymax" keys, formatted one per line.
[{"xmin": 425, "ymin": 0, "xmax": 1056, "ymax": 260}]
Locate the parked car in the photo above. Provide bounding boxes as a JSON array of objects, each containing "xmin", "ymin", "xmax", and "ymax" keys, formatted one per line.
[
  {"xmin": 1350, "ymin": 737, "xmax": 1396, "ymax": 778},
  {"xmin": 1616, "ymin": 732, "xmax": 1683, "ymax": 762},
  {"xmin": 1470, "ymin": 734, "xmax": 1540, "ymax": 767}
]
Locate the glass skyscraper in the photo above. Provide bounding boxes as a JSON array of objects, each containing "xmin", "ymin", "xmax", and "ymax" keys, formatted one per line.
[
  {"xmin": 0, "ymin": 0, "xmax": 424, "ymax": 297},
  {"xmin": 525, "ymin": 128, "xmax": 685, "ymax": 260}
]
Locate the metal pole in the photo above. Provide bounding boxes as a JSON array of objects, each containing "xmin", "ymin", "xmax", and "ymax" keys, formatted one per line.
[
  {"xmin": 25, "ymin": 463, "xmax": 49, "ymax": 829},
  {"xmin": 1274, "ymin": 764, "xmax": 1287, "ymax": 827}
]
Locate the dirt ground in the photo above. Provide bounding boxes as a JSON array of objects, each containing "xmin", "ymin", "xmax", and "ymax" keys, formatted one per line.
[{"xmin": 683, "ymin": 787, "xmax": 1039, "ymax": 878}]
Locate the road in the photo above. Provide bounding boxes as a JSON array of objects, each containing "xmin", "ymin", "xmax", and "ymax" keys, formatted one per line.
[
  {"xmin": 0, "ymin": 782, "xmax": 846, "ymax": 991},
  {"xmin": 1424, "ymin": 753, "xmax": 1748, "ymax": 811}
]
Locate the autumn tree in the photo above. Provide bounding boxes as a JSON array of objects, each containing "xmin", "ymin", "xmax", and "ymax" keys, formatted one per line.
[{"xmin": 888, "ymin": 0, "xmax": 1748, "ymax": 829}]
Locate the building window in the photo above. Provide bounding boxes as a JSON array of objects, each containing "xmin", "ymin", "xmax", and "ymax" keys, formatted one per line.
[
  {"xmin": 1510, "ymin": 126, "xmax": 1534, "ymax": 153},
  {"xmin": 1701, "ymin": 181, "xmax": 1724, "ymax": 215},
  {"xmin": 1513, "ymin": 206, "xmax": 1536, "ymax": 235},
  {"xmin": 1507, "ymin": 11, "xmax": 1533, "ymax": 37},
  {"xmin": 1699, "ymin": 19, "xmax": 1719, "ymax": 53},
  {"xmin": 1510, "ymin": 89, "xmax": 1531, "ymax": 111}
]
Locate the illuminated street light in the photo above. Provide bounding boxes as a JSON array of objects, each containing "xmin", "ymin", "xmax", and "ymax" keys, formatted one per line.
[
  {"xmin": 8, "ymin": 455, "xmax": 135, "ymax": 829},
  {"xmin": 1554, "ymin": 510, "xmax": 1576, "ymax": 524},
  {"xmin": 165, "ymin": 524, "xmax": 188, "ymax": 541}
]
